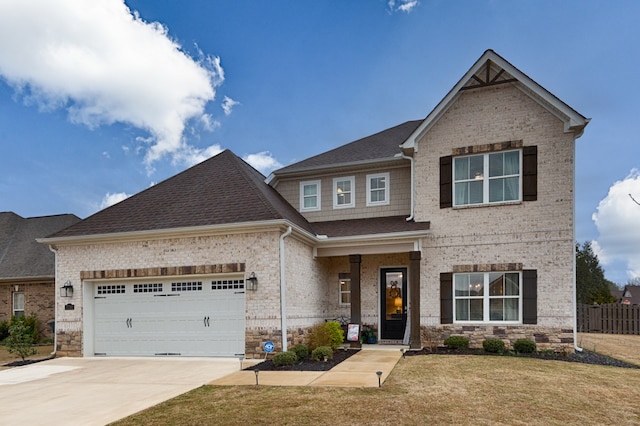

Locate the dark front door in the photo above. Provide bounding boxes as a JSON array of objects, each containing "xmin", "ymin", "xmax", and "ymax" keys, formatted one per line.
[{"xmin": 380, "ymin": 267, "xmax": 407, "ymax": 340}]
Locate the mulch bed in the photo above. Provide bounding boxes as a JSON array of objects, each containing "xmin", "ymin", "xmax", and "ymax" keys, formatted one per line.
[
  {"xmin": 3, "ymin": 356, "xmax": 54, "ymax": 367},
  {"xmin": 245, "ymin": 349, "xmax": 358, "ymax": 371},
  {"xmin": 404, "ymin": 347, "xmax": 639, "ymax": 369}
]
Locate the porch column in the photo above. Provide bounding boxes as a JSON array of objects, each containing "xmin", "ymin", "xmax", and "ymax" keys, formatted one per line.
[
  {"xmin": 409, "ymin": 250, "xmax": 421, "ymax": 349},
  {"xmin": 349, "ymin": 254, "xmax": 362, "ymax": 349}
]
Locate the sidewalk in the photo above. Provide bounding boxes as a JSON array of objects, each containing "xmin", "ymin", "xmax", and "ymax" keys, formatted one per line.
[{"xmin": 210, "ymin": 345, "xmax": 405, "ymax": 388}]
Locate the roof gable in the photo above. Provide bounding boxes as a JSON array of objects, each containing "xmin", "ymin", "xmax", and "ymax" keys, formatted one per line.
[
  {"xmin": 48, "ymin": 150, "xmax": 315, "ymax": 240},
  {"xmin": 401, "ymin": 49, "xmax": 590, "ymax": 153},
  {"xmin": 0, "ymin": 212, "xmax": 80, "ymax": 279},
  {"xmin": 271, "ymin": 120, "xmax": 421, "ymax": 178}
]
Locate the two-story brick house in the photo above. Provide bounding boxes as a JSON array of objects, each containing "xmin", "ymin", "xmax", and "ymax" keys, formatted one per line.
[{"xmin": 40, "ymin": 50, "xmax": 588, "ymax": 357}]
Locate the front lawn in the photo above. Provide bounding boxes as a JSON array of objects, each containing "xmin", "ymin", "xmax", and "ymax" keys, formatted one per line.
[
  {"xmin": 0, "ymin": 344, "xmax": 53, "ymax": 369},
  {"xmin": 111, "ymin": 355, "xmax": 640, "ymax": 425}
]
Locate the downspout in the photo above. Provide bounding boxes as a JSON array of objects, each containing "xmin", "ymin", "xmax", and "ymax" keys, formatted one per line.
[
  {"xmin": 400, "ymin": 154, "xmax": 415, "ymax": 221},
  {"xmin": 47, "ymin": 245, "xmax": 58, "ymax": 357},
  {"xmin": 279, "ymin": 226, "xmax": 292, "ymax": 352},
  {"xmin": 573, "ymin": 141, "xmax": 583, "ymax": 353}
]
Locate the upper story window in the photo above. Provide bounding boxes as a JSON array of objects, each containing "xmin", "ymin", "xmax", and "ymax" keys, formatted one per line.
[
  {"xmin": 300, "ymin": 180, "xmax": 321, "ymax": 211},
  {"xmin": 366, "ymin": 173, "xmax": 389, "ymax": 206},
  {"xmin": 333, "ymin": 176, "xmax": 355, "ymax": 209},
  {"xmin": 453, "ymin": 272, "xmax": 521, "ymax": 322},
  {"xmin": 453, "ymin": 150, "xmax": 521, "ymax": 206}
]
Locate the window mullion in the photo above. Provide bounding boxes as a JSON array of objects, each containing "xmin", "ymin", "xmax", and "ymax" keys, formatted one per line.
[
  {"xmin": 483, "ymin": 274, "xmax": 490, "ymax": 321},
  {"xmin": 483, "ymin": 154, "xmax": 489, "ymax": 204}
]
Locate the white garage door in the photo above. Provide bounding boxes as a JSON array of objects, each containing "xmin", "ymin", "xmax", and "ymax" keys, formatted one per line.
[{"xmin": 93, "ymin": 278, "xmax": 246, "ymax": 357}]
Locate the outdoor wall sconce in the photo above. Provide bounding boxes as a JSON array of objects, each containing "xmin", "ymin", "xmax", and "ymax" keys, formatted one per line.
[
  {"xmin": 246, "ymin": 272, "xmax": 258, "ymax": 291},
  {"xmin": 60, "ymin": 281, "xmax": 74, "ymax": 297}
]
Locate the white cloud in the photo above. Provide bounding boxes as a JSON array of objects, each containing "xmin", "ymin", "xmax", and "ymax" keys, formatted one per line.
[
  {"xmin": 592, "ymin": 169, "xmax": 640, "ymax": 280},
  {"xmin": 388, "ymin": 0, "xmax": 419, "ymax": 13},
  {"xmin": 0, "ymin": 0, "xmax": 222, "ymax": 168},
  {"xmin": 173, "ymin": 143, "xmax": 224, "ymax": 168},
  {"xmin": 100, "ymin": 192, "xmax": 131, "ymax": 209},
  {"xmin": 221, "ymin": 96, "xmax": 240, "ymax": 116},
  {"xmin": 243, "ymin": 151, "xmax": 283, "ymax": 175}
]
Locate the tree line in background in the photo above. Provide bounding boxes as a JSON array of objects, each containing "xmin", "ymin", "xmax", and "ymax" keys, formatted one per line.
[{"xmin": 576, "ymin": 241, "xmax": 624, "ymax": 305}]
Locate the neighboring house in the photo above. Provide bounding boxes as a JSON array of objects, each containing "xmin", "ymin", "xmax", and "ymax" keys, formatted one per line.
[
  {"xmin": 0, "ymin": 212, "xmax": 80, "ymax": 339},
  {"xmin": 618, "ymin": 286, "xmax": 640, "ymax": 305},
  {"xmin": 40, "ymin": 50, "xmax": 589, "ymax": 357}
]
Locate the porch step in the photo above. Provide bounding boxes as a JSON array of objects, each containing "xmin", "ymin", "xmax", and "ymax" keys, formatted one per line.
[{"xmin": 377, "ymin": 339, "xmax": 403, "ymax": 345}]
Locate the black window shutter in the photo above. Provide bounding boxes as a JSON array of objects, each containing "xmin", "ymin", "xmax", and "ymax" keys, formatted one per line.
[
  {"xmin": 440, "ymin": 272, "xmax": 453, "ymax": 324},
  {"xmin": 522, "ymin": 146, "xmax": 537, "ymax": 201},
  {"xmin": 440, "ymin": 156, "xmax": 452, "ymax": 208},
  {"xmin": 522, "ymin": 269, "xmax": 537, "ymax": 324}
]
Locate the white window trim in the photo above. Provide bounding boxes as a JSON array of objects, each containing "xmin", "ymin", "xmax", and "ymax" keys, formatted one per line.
[
  {"xmin": 333, "ymin": 176, "xmax": 355, "ymax": 209},
  {"xmin": 452, "ymin": 271, "xmax": 522, "ymax": 324},
  {"xmin": 366, "ymin": 172, "xmax": 390, "ymax": 207},
  {"xmin": 300, "ymin": 180, "xmax": 321, "ymax": 212},
  {"xmin": 452, "ymin": 149, "xmax": 522, "ymax": 207},
  {"xmin": 339, "ymin": 276, "xmax": 351, "ymax": 306},
  {"xmin": 13, "ymin": 292, "xmax": 24, "ymax": 317}
]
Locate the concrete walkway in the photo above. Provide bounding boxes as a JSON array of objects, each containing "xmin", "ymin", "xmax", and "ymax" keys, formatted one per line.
[{"xmin": 211, "ymin": 345, "xmax": 405, "ymax": 387}]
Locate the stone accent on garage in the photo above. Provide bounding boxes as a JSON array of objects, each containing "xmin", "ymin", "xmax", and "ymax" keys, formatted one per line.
[{"xmin": 56, "ymin": 329, "xmax": 82, "ymax": 356}]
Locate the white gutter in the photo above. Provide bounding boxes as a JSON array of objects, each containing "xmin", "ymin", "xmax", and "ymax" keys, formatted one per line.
[
  {"xmin": 399, "ymin": 153, "xmax": 415, "ymax": 221},
  {"xmin": 47, "ymin": 245, "xmax": 58, "ymax": 357},
  {"xmin": 279, "ymin": 226, "xmax": 292, "ymax": 352}
]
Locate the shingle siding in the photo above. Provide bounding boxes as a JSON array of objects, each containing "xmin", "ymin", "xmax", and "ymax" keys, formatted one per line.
[{"xmin": 277, "ymin": 165, "xmax": 412, "ymax": 222}]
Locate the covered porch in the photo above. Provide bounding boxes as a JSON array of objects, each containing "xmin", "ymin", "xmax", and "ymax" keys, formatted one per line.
[{"xmin": 312, "ymin": 216, "xmax": 429, "ymax": 349}]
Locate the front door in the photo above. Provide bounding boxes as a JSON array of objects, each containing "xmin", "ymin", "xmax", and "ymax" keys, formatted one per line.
[{"xmin": 380, "ymin": 268, "xmax": 407, "ymax": 340}]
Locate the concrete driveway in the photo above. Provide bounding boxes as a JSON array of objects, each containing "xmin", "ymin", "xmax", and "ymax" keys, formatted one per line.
[{"xmin": 0, "ymin": 356, "xmax": 242, "ymax": 425}]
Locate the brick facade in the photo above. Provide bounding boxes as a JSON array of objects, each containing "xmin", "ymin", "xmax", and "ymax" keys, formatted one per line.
[{"xmin": 0, "ymin": 280, "xmax": 55, "ymax": 340}]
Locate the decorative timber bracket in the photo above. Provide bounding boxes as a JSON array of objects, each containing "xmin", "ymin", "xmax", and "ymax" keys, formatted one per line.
[{"xmin": 461, "ymin": 60, "xmax": 517, "ymax": 91}]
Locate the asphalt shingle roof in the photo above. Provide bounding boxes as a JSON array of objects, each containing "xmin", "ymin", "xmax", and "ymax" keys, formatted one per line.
[
  {"xmin": 312, "ymin": 216, "xmax": 430, "ymax": 238},
  {"xmin": 273, "ymin": 120, "xmax": 422, "ymax": 175},
  {"xmin": 0, "ymin": 212, "xmax": 80, "ymax": 279},
  {"xmin": 49, "ymin": 150, "xmax": 316, "ymax": 239}
]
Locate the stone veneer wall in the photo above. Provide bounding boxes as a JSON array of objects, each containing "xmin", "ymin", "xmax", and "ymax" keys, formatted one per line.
[{"xmin": 420, "ymin": 325, "xmax": 574, "ymax": 352}]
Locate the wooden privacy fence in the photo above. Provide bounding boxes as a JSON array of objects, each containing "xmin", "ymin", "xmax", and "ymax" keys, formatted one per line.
[{"xmin": 577, "ymin": 303, "xmax": 640, "ymax": 334}]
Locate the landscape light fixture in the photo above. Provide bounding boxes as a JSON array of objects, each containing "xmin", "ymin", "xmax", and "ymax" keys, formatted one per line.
[{"xmin": 376, "ymin": 370, "xmax": 383, "ymax": 387}]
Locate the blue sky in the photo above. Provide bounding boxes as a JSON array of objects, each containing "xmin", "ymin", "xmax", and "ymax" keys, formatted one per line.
[{"xmin": 0, "ymin": 0, "xmax": 638, "ymax": 284}]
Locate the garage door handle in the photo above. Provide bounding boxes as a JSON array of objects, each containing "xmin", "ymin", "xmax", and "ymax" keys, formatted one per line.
[
  {"xmin": 126, "ymin": 318, "xmax": 132, "ymax": 328},
  {"xmin": 204, "ymin": 316, "xmax": 210, "ymax": 327}
]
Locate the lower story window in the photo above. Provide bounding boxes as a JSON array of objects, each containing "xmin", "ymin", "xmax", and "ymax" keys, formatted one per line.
[
  {"xmin": 454, "ymin": 272, "xmax": 520, "ymax": 322},
  {"xmin": 13, "ymin": 292, "xmax": 25, "ymax": 317},
  {"xmin": 339, "ymin": 273, "xmax": 351, "ymax": 305}
]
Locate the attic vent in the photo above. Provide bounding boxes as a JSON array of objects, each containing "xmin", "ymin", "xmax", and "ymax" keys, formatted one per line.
[
  {"xmin": 97, "ymin": 285, "xmax": 125, "ymax": 295},
  {"xmin": 212, "ymin": 279, "xmax": 245, "ymax": 290},
  {"xmin": 171, "ymin": 281, "xmax": 202, "ymax": 292}
]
